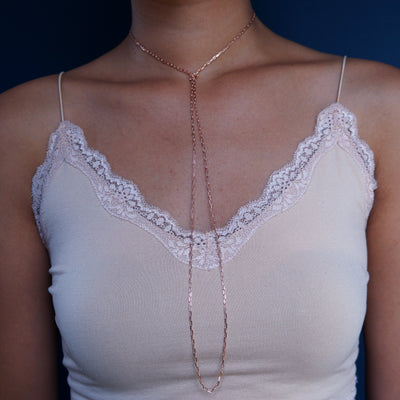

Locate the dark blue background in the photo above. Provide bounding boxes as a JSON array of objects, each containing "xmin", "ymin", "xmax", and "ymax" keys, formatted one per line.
[{"xmin": 2, "ymin": 1, "xmax": 400, "ymax": 398}]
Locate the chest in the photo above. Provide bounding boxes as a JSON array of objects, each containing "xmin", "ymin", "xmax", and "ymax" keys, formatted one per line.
[{"xmin": 67, "ymin": 74, "xmax": 326, "ymax": 232}]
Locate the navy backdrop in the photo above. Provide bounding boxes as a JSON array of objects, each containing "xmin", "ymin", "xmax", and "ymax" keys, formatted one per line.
[{"xmin": 2, "ymin": 1, "xmax": 400, "ymax": 399}]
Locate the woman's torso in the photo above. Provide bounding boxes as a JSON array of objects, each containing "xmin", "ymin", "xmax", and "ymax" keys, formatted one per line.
[{"xmin": 32, "ymin": 44, "xmax": 377, "ymax": 399}]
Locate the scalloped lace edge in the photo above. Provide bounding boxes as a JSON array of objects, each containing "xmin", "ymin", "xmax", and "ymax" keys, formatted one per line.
[{"xmin": 32, "ymin": 103, "xmax": 376, "ymax": 269}]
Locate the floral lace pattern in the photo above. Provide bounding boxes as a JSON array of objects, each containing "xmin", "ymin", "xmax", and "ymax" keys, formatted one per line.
[{"xmin": 32, "ymin": 103, "xmax": 376, "ymax": 269}]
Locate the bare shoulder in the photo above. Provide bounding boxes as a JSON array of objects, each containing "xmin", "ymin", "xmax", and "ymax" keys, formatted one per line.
[
  {"xmin": 0, "ymin": 75, "xmax": 61, "ymax": 398},
  {"xmin": 343, "ymin": 59, "xmax": 400, "ymax": 399},
  {"xmin": 341, "ymin": 58, "xmax": 400, "ymax": 154},
  {"xmin": 0, "ymin": 74, "xmax": 62, "ymax": 233},
  {"xmin": 0, "ymin": 75, "xmax": 62, "ymax": 167},
  {"xmin": 0, "ymin": 74, "xmax": 62, "ymax": 214}
]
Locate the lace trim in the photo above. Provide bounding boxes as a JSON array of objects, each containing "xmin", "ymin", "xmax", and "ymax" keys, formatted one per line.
[
  {"xmin": 32, "ymin": 103, "xmax": 376, "ymax": 269},
  {"xmin": 31, "ymin": 131, "xmax": 65, "ymax": 245}
]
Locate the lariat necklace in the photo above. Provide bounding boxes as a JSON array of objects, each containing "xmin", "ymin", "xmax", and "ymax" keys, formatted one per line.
[{"xmin": 129, "ymin": 12, "xmax": 256, "ymax": 393}]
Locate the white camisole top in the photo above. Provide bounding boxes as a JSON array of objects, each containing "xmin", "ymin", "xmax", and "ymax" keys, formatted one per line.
[{"xmin": 32, "ymin": 58, "xmax": 377, "ymax": 400}]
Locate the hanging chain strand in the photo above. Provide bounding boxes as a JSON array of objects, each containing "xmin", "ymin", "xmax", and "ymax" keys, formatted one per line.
[
  {"xmin": 188, "ymin": 75, "xmax": 228, "ymax": 393},
  {"xmin": 129, "ymin": 12, "xmax": 256, "ymax": 393}
]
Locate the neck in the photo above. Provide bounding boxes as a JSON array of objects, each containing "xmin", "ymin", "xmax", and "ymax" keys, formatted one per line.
[{"xmin": 130, "ymin": 0, "xmax": 257, "ymax": 74}]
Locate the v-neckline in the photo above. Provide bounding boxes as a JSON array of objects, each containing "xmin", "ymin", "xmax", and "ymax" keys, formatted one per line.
[
  {"xmin": 32, "ymin": 101, "xmax": 377, "ymax": 268},
  {"xmin": 53, "ymin": 102, "xmax": 359, "ymax": 237}
]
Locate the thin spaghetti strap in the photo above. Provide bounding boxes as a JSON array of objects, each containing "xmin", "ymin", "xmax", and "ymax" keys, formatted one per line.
[
  {"xmin": 336, "ymin": 56, "xmax": 347, "ymax": 103},
  {"xmin": 57, "ymin": 71, "xmax": 65, "ymax": 122}
]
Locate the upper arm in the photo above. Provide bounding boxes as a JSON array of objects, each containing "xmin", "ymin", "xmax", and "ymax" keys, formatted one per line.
[
  {"xmin": 0, "ymin": 77, "xmax": 61, "ymax": 399},
  {"xmin": 357, "ymin": 63, "xmax": 400, "ymax": 400}
]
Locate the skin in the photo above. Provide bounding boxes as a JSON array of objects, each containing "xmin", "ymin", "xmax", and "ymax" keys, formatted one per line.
[{"xmin": 0, "ymin": 0, "xmax": 399, "ymax": 398}]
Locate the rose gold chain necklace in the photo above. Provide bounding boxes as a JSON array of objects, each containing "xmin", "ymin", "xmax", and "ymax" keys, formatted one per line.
[{"xmin": 129, "ymin": 12, "xmax": 256, "ymax": 393}]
